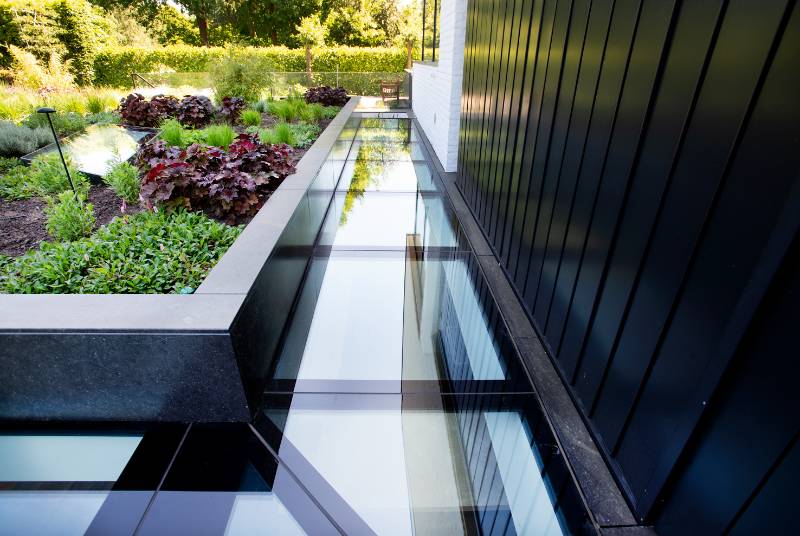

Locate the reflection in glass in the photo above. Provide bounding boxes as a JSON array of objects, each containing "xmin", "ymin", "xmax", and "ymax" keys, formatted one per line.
[
  {"xmin": 137, "ymin": 425, "xmax": 336, "ymax": 535},
  {"xmin": 320, "ymin": 192, "xmax": 459, "ymax": 249},
  {"xmin": 257, "ymin": 394, "xmax": 587, "ymax": 535},
  {"xmin": 268, "ymin": 251, "xmax": 531, "ymax": 394},
  {"xmin": 23, "ymin": 124, "xmax": 153, "ymax": 177},
  {"xmin": 0, "ymin": 433, "xmax": 143, "ymax": 535}
]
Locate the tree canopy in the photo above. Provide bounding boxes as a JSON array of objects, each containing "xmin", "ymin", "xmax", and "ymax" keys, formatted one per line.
[{"xmin": 85, "ymin": 0, "xmax": 422, "ymax": 49}]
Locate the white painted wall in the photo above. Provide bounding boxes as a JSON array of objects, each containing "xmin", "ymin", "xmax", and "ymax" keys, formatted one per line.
[{"xmin": 412, "ymin": 0, "xmax": 468, "ymax": 173}]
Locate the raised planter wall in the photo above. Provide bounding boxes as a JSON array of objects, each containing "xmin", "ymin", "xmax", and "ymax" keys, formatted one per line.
[{"xmin": 0, "ymin": 97, "xmax": 359, "ymax": 423}]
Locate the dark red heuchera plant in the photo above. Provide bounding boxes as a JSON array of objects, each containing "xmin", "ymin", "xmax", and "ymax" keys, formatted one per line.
[
  {"xmin": 136, "ymin": 134, "xmax": 295, "ymax": 224},
  {"xmin": 176, "ymin": 95, "xmax": 215, "ymax": 128},
  {"xmin": 304, "ymin": 86, "xmax": 349, "ymax": 107},
  {"xmin": 118, "ymin": 93, "xmax": 179, "ymax": 127},
  {"xmin": 217, "ymin": 96, "xmax": 246, "ymax": 124}
]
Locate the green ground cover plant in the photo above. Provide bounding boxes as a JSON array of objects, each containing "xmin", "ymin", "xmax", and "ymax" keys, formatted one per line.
[
  {"xmin": 45, "ymin": 190, "xmax": 95, "ymax": 241},
  {"xmin": 0, "ymin": 210, "xmax": 242, "ymax": 294},
  {"xmin": 103, "ymin": 161, "xmax": 140, "ymax": 206},
  {"xmin": 0, "ymin": 152, "xmax": 89, "ymax": 199}
]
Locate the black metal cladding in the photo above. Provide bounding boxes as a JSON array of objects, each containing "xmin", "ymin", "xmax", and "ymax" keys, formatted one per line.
[{"xmin": 458, "ymin": 0, "xmax": 800, "ymax": 530}]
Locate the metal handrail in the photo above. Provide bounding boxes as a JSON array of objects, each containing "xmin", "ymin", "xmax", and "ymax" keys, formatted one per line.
[{"xmin": 130, "ymin": 73, "xmax": 156, "ymax": 89}]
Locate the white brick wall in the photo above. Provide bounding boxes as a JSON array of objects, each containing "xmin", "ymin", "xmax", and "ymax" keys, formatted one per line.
[{"xmin": 412, "ymin": 0, "xmax": 467, "ymax": 173}]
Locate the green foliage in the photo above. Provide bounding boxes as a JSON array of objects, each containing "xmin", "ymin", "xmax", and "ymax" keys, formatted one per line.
[
  {"xmin": 0, "ymin": 0, "xmax": 66, "ymax": 67},
  {"xmin": 325, "ymin": 7, "xmax": 385, "ymax": 47},
  {"xmin": 45, "ymin": 189, "xmax": 95, "ymax": 241},
  {"xmin": 103, "ymin": 161, "xmax": 140, "ymax": 204},
  {"xmin": 54, "ymin": 0, "xmax": 116, "ymax": 85},
  {"xmin": 257, "ymin": 121, "xmax": 319, "ymax": 148},
  {"xmin": 93, "ymin": 45, "xmax": 407, "ymax": 87},
  {"xmin": 26, "ymin": 152, "xmax": 89, "ymax": 197},
  {"xmin": 0, "ymin": 87, "xmax": 122, "ymax": 121},
  {"xmin": 150, "ymin": 5, "xmax": 201, "ymax": 46},
  {"xmin": 202, "ymin": 124, "xmax": 235, "ymax": 149},
  {"xmin": 268, "ymin": 99, "xmax": 305, "ymax": 122},
  {"xmin": 296, "ymin": 15, "xmax": 326, "ymax": 47},
  {"xmin": 210, "ymin": 46, "xmax": 271, "ymax": 104},
  {"xmin": 85, "ymin": 111, "xmax": 121, "ymax": 125},
  {"xmin": 0, "ymin": 0, "xmax": 115, "ymax": 84},
  {"xmin": 0, "ymin": 156, "xmax": 20, "ymax": 173},
  {"xmin": 159, "ymin": 120, "xmax": 236, "ymax": 149},
  {"xmin": 0, "ymin": 120, "xmax": 52, "ymax": 157},
  {"xmin": 0, "ymin": 160, "xmax": 34, "ymax": 198},
  {"xmin": 23, "ymin": 111, "xmax": 88, "ymax": 136},
  {"xmin": 241, "ymin": 108, "xmax": 262, "ymax": 127},
  {"xmin": 299, "ymin": 103, "xmax": 324, "ymax": 122},
  {"xmin": 250, "ymin": 99, "xmax": 270, "ymax": 113},
  {"xmin": 107, "ymin": 6, "xmax": 155, "ymax": 47},
  {"xmin": 86, "ymin": 93, "xmax": 118, "ymax": 114},
  {"xmin": 0, "ymin": 210, "xmax": 242, "ymax": 294},
  {"xmin": 159, "ymin": 118, "xmax": 188, "ymax": 147},
  {"xmin": 3, "ymin": 45, "xmax": 74, "ymax": 90}
]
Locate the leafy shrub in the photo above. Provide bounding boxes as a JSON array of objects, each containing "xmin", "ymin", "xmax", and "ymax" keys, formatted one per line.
[
  {"xmin": 0, "ymin": 121, "xmax": 52, "ymax": 157},
  {"xmin": 304, "ymin": 86, "xmax": 349, "ymax": 107},
  {"xmin": 210, "ymin": 47, "xmax": 271, "ymax": 104},
  {"xmin": 118, "ymin": 94, "xmax": 152, "ymax": 126},
  {"xmin": 176, "ymin": 95, "xmax": 215, "ymax": 128},
  {"xmin": 0, "ymin": 210, "xmax": 241, "ymax": 294},
  {"xmin": 92, "ymin": 45, "xmax": 407, "ymax": 87},
  {"xmin": 118, "ymin": 93, "xmax": 179, "ymax": 128},
  {"xmin": 241, "ymin": 109, "xmax": 262, "ymax": 127},
  {"xmin": 103, "ymin": 161, "xmax": 139, "ymax": 207},
  {"xmin": 136, "ymin": 134, "xmax": 295, "ymax": 224},
  {"xmin": 0, "ymin": 0, "xmax": 66, "ymax": 68},
  {"xmin": 27, "ymin": 152, "xmax": 89, "ymax": 196},
  {"xmin": 45, "ymin": 190, "xmax": 95, "ymax": 241},
  {"xmin": 217, "ymin": 96, "xmax": 246, "ymax": 124},
  {"xmin": 56, "ymin": 0, "xmax": 116, "ymax": 84},
  {"xmin": 203, "ymin": 124, "xmax": 235, "ymax": 149}
]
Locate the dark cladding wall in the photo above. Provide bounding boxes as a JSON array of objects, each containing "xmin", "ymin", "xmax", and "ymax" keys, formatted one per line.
[{"xmin": 457, "ymin": 0, "xmax": 799, "ymax": 529}]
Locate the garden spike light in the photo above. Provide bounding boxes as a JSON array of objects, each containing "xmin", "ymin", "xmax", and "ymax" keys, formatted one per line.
[{"xmin": 36, "ymin": 107, "xmax": 77, "ymax": 195}]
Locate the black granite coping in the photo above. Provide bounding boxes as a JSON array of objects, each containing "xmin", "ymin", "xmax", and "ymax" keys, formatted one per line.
[{"xmin": 0, "ymin": 97, "xmax": 361, "ymax": 423}]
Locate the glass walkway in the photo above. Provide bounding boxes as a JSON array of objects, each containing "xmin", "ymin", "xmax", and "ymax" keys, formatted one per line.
[{"xmin": 0, "ymin": 113, "xmax": 592, "ymax": 535}]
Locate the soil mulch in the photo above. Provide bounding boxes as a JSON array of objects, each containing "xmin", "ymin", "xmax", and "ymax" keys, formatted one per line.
[{"xmin": 0, "ymin": 185, "xmax": 140, "ymax": 258}]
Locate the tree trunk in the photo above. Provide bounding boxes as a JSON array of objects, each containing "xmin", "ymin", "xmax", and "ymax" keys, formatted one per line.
[
  {"xmin": 198, "ymin": 17, "xmax": 209, "ymax": 47},
  {"xmin": 305, "ymin": 46, "xmax": 313, "ymax": 86},
  {"xmin": 269, "ymin": 2, "xmax": 278, "ymax": 45},
  {"xmin": 406, "ymin": 44, "xmax": 413, "ymax": 68}
]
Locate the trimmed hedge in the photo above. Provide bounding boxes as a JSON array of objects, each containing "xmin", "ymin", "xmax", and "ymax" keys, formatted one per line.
[{"xmin": 93, "ymin": 45, "xmax": 407, "ymax": 87}]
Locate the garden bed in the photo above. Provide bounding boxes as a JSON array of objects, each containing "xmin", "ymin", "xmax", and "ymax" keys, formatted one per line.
[
  {"xmin": 0, "ymin": 96, "xmax": 359, "ymax": 422},
  {"xmin": 0, "ymin": 88, "xmax": 345, "ymax": 292}
]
